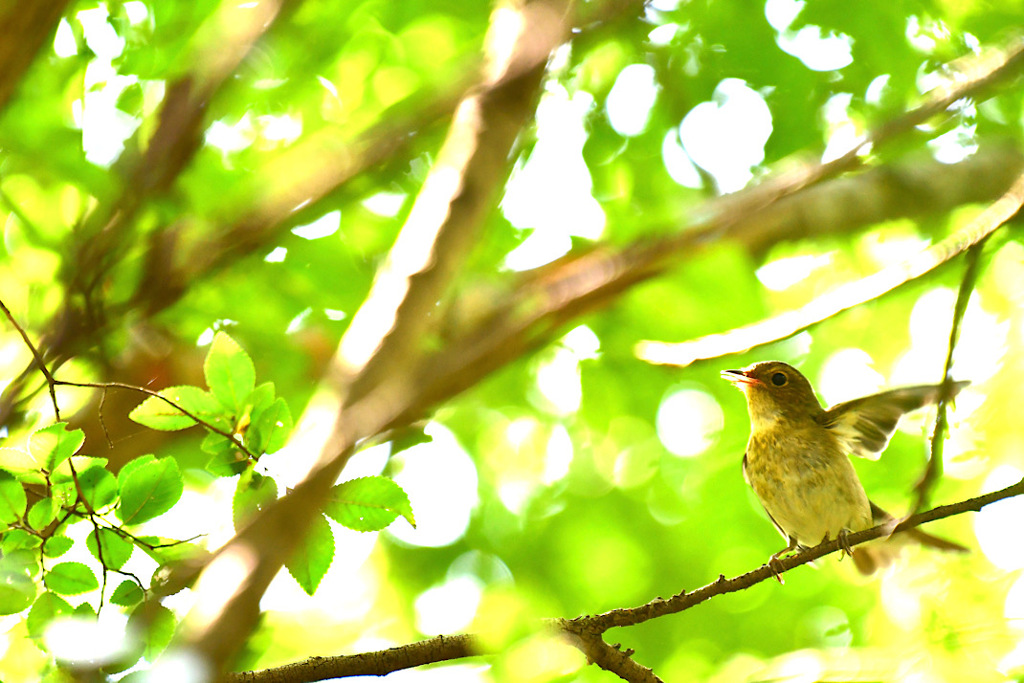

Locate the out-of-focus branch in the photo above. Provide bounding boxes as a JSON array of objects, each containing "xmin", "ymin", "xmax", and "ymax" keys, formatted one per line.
[
  {"xmin": 225, "ymin": 479, "xmax": 1024, "ymax": 682},
  {"xmin": 637, "ymin": 165, "xmax": 1024, "ymax": 368},
  {"xmin": 173, "ymin": 0, "xmax": 574, "ymax": 674},
  {"xmin": 0, "ymin": 0, "xmax": 293, "ymax": 425},
  {"xmin": 0, "ymin": 1, "xmax": 70, "ymax": 114},
  {"xmin": 913, "ymin": 235, "xmax": 989, "ymax": 512}
]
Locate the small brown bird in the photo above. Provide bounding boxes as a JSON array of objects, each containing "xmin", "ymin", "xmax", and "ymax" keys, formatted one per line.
[{"xmin": 722, "ymin": 360, "xmax": 969, "ymax": 574}]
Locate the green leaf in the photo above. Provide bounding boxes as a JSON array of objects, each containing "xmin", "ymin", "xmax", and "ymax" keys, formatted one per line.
[
  {"xmin": 27, "ymin": 592, "xmax": 73, "ymax": 640},
  {"xmin": 29, "ymin": 423, "xmax": 85, "ymax": 472},
  {"xmin": 0, "ymin": 567, "xmax": 36, "ymax": 615},
  {"xmin": 324, "ymin": 476, "xmax": 416, "ymax": 532},
  {"xmin": 117, "ymin": 457, "xmax": 183, "ymax": 525},
  {"xmin": 27, "ymin": 496, "xmax": 58, "ymax": 530},
  {"xmin": 389, "ymin": 424, "xmax": 433, "ymax": 456},
  {"xmin": 86, "ymin": 528, "xmax": 133, "ymax": 570},
  {"xmin": 247, "ymin": 397, "xmax": 292, "ymax": 455},
  {"xmin": 45, "ymin": 562, "xmax": 98, "ymax": 595},
  {"xmin": 0, "ymin": 471, "xmax": 27, "ymax": 524},
  {"xmin": 246, "ymin": 381, "xmax": 276, "ymax": 414},
  {"xmin": 202, "ymin": 432, "xmax": 248, "ymax": 477},
  {"xmin": 0, "ymin": 447, "xmax": 45, "ymax": 482},
  {"xmin": 3, "ymin": 549, "xmax": 40, "ymax": 578},
  {"xmin": 127, "ymin": 603, "xmax": 176, "ymax": 660},
  {"xmin": 78, "ymin": 466, "xmax": 118, "ymax": 510},
  {"xmin": 129, "ymin": 385, "xmax": 224, "ymax": 431},
  {"xmin": 285, "ymin": 513, "xmax": 334, "ymax": 596},
  {"xmin": 51, "ymin": 456, "xmax": 109, "ymax": 484},
  {"xmin": 204, "ymin": 332, "xmax": 256, "ymax": 413},
  {"xmin": 110, "ymin": 580, "xmax": 144, "ymax": 607},
  {"xmin": 1, "ymin": 529, "xmax": 41, "ymax": 552},
  {"xmin": 232, "ymin": 470, "xmax": 278, "ymax": 531},
  {"xmin": 43, "ymin": 535, "xmax": 74, "ymax": 558}
]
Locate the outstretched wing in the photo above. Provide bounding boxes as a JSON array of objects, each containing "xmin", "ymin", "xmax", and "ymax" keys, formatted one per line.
[{"xmin": 818, "ymin": 381, "xmax": 969, "ymax": 460}]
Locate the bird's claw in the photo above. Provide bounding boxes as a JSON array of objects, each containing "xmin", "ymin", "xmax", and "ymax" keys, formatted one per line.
[{"xmin": 836, "ymin": 529, "xmax": 854, "ymax": 558}]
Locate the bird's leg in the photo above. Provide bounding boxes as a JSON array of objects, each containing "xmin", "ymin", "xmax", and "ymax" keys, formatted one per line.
[
  {"xmin": 836, "ymin": 529, "xmax": 854, "ymax": 559},
  {"xmin": 767, "ymin": 537, "xmax": 800, "ymax": 583}
]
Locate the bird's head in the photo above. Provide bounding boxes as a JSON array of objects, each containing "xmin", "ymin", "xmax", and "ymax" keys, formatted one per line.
[{"xmin": 721, "ymin": 361, "xmax": 823, "ymax": 428}]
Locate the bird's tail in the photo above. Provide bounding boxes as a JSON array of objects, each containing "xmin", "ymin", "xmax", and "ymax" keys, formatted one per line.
[{"xmin": 852, "ymin": 502, "xmax": 969, "ymax": 575}]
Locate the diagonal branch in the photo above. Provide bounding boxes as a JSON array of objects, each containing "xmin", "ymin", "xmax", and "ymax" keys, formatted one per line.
[
  {"xmin": 0, "ymin": 1, "xmax": 71, "ymax": 114},
  {"xmin": 172, "ymin": 0, "xmax": 574, "ymax": 673},
  {"xmin": 226, "ymin": 477, "xmax": 1024, "ymax": 682},
  {"xmin": 637, "ymin": 166, "xmax": 1024, "ymax": 368}
]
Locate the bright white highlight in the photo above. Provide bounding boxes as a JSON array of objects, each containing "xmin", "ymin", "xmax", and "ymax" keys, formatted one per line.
[
  {"xmin": 388, "ymin": 423, "xmax": 478, "ymax": 548},
  {"xmin": 502, "ymin": 87, "xmax": 605, "ymax": 271},
  {"xmin": 656, "ymin": 388, "xmax": 724, "ymax": 457},
  {"xmin": 606, "ymin": 64, "xmax": 659, "ymax": 136},
  {"xmin": 679, "ymin": 79, "xmax": 773, "ymax": 192},
  {"xmin": 292, "ymin": 210, "xmax": 341, "ymax": 240}
]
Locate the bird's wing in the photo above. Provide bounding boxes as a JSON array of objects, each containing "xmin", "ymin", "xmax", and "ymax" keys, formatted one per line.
[{"xmin": 818, "ymin": 381, "xmax": 969, "ymax": 460}]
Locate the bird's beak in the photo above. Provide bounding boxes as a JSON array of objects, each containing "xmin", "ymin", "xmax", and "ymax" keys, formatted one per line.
[{"xmin": 721, "ymin": 369, "xmax": 760, "ymax": 387}]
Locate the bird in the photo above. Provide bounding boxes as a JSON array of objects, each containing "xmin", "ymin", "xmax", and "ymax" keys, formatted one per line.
[{"xmin": 721, "ymin": 360, "xmax": 969, "ymax": 575}]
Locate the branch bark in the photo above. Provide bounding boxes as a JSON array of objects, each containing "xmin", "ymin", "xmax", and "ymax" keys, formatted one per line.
[{"xmin": 225, "ymin": 478, "xmax": 1024, "ymax": 682}]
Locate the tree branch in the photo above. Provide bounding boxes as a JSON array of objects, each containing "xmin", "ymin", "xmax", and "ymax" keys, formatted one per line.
[
  {"xmin": 227, "ymin": 478, "xmax": 1023, "ymax": 682},
  {"xmin": 913, "ymin": 235, "xmax": 989, "ymax": 512},
  {"xmin": 174, "ymin": 0, "xmax": 575, "ymax": 673},
  {"xmin": 637, "ymin": 165, "xmax": 1024, "ymax": 368}
]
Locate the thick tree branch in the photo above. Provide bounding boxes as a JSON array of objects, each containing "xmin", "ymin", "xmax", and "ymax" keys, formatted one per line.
[
  {"xmin": 173, "ymin": 0, "xmax": 574, "ymax": 673},
  {"xmin": 227, "ymin": 479, "xmax": 1023, "ymax": 682},
  {"xmin": 0, "ymin": 1, "xmax": 70, "ymax": 114},
  {"xmin": 637, "ymin": 165, "xmax": 1024, "ymax": 367}
]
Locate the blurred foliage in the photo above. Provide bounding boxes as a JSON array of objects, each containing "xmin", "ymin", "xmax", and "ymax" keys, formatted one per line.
[{"xmin": 0, "ymin": 0, "xmax": 1023, "ymax": 681}]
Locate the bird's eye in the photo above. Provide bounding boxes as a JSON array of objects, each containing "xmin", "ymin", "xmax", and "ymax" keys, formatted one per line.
[{"xmin": 771, "ymin": 372, "xmax": 788, "ymax": 386}]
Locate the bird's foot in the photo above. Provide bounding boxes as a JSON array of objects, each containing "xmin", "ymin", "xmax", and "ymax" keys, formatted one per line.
[
  {"xmin": 836, "ymin": 529, "xmax": 854, "ymax": 559},
  {"xmin": 767, "ymin": 541, "xmax": 799, "ymax": 584}
]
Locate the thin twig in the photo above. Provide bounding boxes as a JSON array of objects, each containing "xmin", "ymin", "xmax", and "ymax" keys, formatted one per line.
[
  {"xmin": 0, "ymin": 295, "xmax": 61, "ymax": 420},
  {"xmin": 53, "ymin": 379, "xmax": 257, "ymax": 461},
  {"xmin": 913, "ymin": 236, "xmax": 990, "ymax": 512}
]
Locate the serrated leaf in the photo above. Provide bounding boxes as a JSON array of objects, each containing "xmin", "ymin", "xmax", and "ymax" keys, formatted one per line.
[
  {"xmin": 0, "ymin": 447, "xmax": 44, "ymax": 482},
  {"xmin": 46, "ymin": 562, "xmax": 98, "ymax": 595},
  {"xmin": 27, "ymin": 497, "xmax": 58, "ymax": 530},
  {"xmin": 27, "ymin": 592, "xmax": 73, "ymax": 640},
  {"xmin": 3, "ymin": 549, "xmax": 40, "ymax": 578},
  {"xmin": 246, "ymin": 382, "xmax": 276, "ymax": 414},
  {"xmin": 43, "ymin": 535, "xmax": 74, "ymax": 558},
  {"xmin": 129, "ymin": 386, "xmax": 223, "ymax": 431},
  {"xmin": 204, "ymin": 332, "xmax": 256, "ymax": 413},
  {"xmin": 232, "ymin": 470, "xmax": 278, "ymax": 531},
  {"xmin": 127, "ymin": 603, "xmax": 175, "ymax": 660},
  {"xmin": 117, "ymin": 457, "xmax": 183, "ymax": 525},
  {"xmin": 202, "ymin": 432, "xmax": 248, "ymax": 477},
  {"xmin": 52, "ymin": 456, "xmax": 109, "ymax": 484},
  {"xmin": 324, "ymin": 476, "xmax": 416, "ymax": 532},
  {"xmin": 247, "ymin": 397, "xmax": 292, "ymax": 455},
  {"xmin": 110, "ymin": 580, "xmax": 144, "ymax": 607},
  {"xmin": 0, "ymin": 470, "xmax": 27, "ymax": 524},
  {"xmin": 29, "ymin": 423, "xmax": 85, "ymax": 471},
  {"xmin": 1, "ymin": 529, "xmax": 41, "ymax": 552},
  {"xmin": 86, "ymin": 528, "xmax": 133, "ymax": 570},
  {"xmin": 78, "ymin": 466, "xmax": 118, "ymax": 510},
  {"xmin": 0, "ymin": 569, "xmax": 36, "ymax": 615},
  {"xmin": 285, "ymin": 513, "xmax": 334, "ymax": 596}
]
